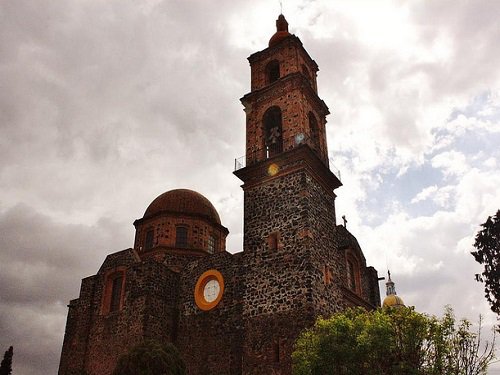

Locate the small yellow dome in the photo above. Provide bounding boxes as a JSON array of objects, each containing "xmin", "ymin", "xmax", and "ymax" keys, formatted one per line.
[{"xmin": 382, "ymin": 294, "xmax": 405, "ymax": 308}]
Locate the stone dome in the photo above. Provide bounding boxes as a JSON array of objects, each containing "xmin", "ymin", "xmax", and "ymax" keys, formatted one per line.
[
  {"xmin": 269, "ymin": 14, "xmax": 291, "ymax": 47},
  {"xmin": 143, "ymin": 189, "xmax": 221, "ymax": 224}
]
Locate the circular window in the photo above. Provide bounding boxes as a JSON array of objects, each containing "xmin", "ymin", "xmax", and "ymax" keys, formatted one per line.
[{"xmin": 194, "ymin": 269, "xmax": 224, "ymax": 311}]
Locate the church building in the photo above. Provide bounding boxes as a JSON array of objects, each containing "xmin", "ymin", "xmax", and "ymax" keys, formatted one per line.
[{"xmin": 58, "ymin": 15, "xmax": 381, "ymax": 375}]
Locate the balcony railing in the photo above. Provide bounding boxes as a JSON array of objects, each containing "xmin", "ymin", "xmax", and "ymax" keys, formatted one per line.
[{"xmin": 234, "ymin": 133, "xmax": 341, "ymax": 181}]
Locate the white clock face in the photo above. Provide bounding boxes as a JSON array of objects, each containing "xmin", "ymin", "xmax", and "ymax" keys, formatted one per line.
[{"xmin": 203, "ymin": 279, "xmax": 220, "ymax": 303}]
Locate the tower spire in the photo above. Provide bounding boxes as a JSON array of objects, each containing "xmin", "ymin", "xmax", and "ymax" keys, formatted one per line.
[
  {"xmin": 269, "ymin": 14, "xmax": 291, "ymax": 47},
  {"xmin": 385, "ymin": 270, "xmax": 396, "ymax": 296},
  {"xmin": 276, "ymin": 14, "xmax": 288, "ymax": 32},
  {"xmin": 382, "ymin": 270, "xmax": 405, "ymax": 308}
]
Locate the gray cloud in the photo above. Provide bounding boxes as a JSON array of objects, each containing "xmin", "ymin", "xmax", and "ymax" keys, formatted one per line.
[{"xmin": 0, "ymin": 204, "xmax": 130, "ymax": 374}]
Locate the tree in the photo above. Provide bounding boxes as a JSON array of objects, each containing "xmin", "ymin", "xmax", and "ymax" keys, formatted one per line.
[
  {"xmin": 0, "ymin": 346, "xmax": 13, "ymax": 375},
  {"xmin": 292, "ymin": 307, "xmax": 496, "ymax": 375},
  {"xmin": 112, "ymin": 340, "xmax": 186, "ymax": 375},
  {"xmin": 472, "ymin": 209, "xmax": 500, "ymax": 314}
]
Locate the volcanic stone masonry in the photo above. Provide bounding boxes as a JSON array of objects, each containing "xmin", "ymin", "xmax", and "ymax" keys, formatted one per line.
[{"xmin": 58, "ymin": 14, "xmax": 380, "ymax": 375}]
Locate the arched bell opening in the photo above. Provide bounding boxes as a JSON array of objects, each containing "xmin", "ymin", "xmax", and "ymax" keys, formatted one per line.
[
  {"xmin": 308, "ymin": 111, "xmax": 321, "ymax": 153},
  {"xmin": 266, "ymin": 60, "xmax": 280, "ymax": 84},
  {"xmin": 263, "ymin": 106, "xmax": 283, "ymax": 158}
]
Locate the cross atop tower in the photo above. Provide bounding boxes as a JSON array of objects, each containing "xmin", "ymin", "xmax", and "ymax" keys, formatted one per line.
[{"xmin": 342, "ymin": 215, "xmax": 348, "ymax": 228}]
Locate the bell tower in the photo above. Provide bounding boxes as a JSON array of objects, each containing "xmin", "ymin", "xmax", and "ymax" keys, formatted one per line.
[
  {"xmin": 234, "ymin": 15, "xmax": 345, "ymax": 374},
  {"xmin": 235, "ymin": 14, "xmax": 341, "ymax": 252},
  {"xmin": 239, "ymin": 14, "xmax": 332, "ymax": 171}
]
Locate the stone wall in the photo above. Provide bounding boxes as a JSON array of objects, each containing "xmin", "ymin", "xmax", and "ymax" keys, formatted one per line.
[
  {"xmin": 58, "ymin": 276, "xmax": 97, "ymax": 375},
  {"xmin": 59, "ymin": 249, "xmax": 181, "ymax": 375},
  {"xmin": 177, "ymin": 251, "xmax": 245, "ymax": 375},
  {"xmin": 335, "ymin": 225, "xmax": 381, "ymax": 308},
  {"xmin": 240, "ymin": 164, "xmax": 343, "ymax": 374}
]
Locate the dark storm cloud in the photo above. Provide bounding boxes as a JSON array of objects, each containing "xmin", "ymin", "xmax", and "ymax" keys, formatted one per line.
[
  {"xmin": 0, "ymin": 204, "xmax": 129, "ymax": 302},
  {"xmin": 0, "ymin": 0, "xmax": 247, "ymax": 218},
  {"xmin": 0, "ymin": 204, "xmax": 130, "ymax": 374}
]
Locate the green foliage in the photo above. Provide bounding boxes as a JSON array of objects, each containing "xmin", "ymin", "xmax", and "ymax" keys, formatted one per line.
[
  {"xmin": 472, "ymin": 209, "xmax": 500, "ymax": 314},
  {"xmin": 292, "ymin": 307, "xmax": 496, "ymax": 375},
  {"xmin": 112, "ymin": 340, "xmax": 186, "ymax": 375},
  {"xmin": 0, "ymin": 346, "xmax": 13, "ymax": 375}
]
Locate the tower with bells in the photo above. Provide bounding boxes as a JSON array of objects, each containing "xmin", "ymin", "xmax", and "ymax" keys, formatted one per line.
[
  {"xmin": 58, "ymin": 14, "xmax": 380, "ymax": 375},
  {"xmin": 233, "ymin": 14, "xmax": 380, "ymax": 374}
]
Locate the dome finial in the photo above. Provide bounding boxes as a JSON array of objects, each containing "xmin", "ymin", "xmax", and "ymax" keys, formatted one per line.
[
  {"xmin": 276, "ymin": 14, "xmax": 289, "ymax": 32},
  {"xmin": 269, "ymin": 14, "xmax": 291, "ymax": 47}
]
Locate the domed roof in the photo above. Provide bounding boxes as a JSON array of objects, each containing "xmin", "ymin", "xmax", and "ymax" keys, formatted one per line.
[
  {"xmin": 143, "ymin": 189, "xmax": 221, "ymax": 224},
  {"xmin": 383, "ymin": 294, "xmax": 405, "ymax": 308},
  {"xmin": 269, "ymin": 14, "xmax": 291, "ymax": 47}
]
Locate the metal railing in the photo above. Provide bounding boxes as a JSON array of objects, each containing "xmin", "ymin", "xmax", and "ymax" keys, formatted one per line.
[
  {"xmin": 234, "ymin": 155, "xmax": 246, "ymax": 171},
  {"xmin": 234, "ymin": 133, "xmax": 341, "ymax": 181}
]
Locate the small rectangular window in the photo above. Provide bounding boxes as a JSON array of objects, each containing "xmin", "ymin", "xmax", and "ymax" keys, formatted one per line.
[
  {"xmin": 145, "ymin": 230, "xmax": 154, "ymax": 250},
  {"xmin": 208, "ymin": 235, "xmax": 215, "ymax": 254},
  {"xmin": 176, "ymin": 226, "xmax": 188, "ymax": 248},
  {"xmin": 273, "ymin": 340, "xmax": 280, "ymax": 363},
  {"xmin": 110, "ymin": 275, "xmax": 123, "ymax": 312},
  {"xmin": 268, "ymin": 232, "xmax": 279, "ymax": 250},
  {"xmin": 323, "ymin": 265, "xmax": 332, "ymax": 285},
  {"xmin": 347, "ymin": 259, "xmax": 357, "ymax": 291}
]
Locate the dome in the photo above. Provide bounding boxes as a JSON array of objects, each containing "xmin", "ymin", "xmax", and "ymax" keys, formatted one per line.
[
  {"xmin": 382, "ymin": 294, "xmax": 405, "ymax": 308},
  {"xmin": 269, "ymin": 14, "xmax": 291, "ymax": 47},
  {"xmin": 143, "ymin": 189, "xmax": 221, "ymax": 224}
]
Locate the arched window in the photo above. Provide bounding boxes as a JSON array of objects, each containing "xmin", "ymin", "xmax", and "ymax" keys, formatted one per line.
[
  {"xmin": 347, "ymin": 260, "xmax": 356, "ymax": 290},
  {"xmin": 110, "ymin": 274, "xmax": 124, "ymax": 312},
  {"xmin": 263, "ymin": 107, "xmax": 283, "ymax": 158},
  {"xmin": 266, "ymin": 60, "xmax": 280, "ymax": 84},
  {"xmin": 308, "ymin": 112, "xmax": 320, "ymax": 152},
  {"xmin": 302, "ymin": 64, "xmax": 311, "ymax": 81},
  {"xmin": 346, "ymin": 254, "xmax": 361, "ymax": 294},
  {"xmin": 175, "ymin": 226, "xmax": 188, "ymax": 248},
  {"xmin": 102, "ymin": 269, "xmax": 126, "ymax": 315}
]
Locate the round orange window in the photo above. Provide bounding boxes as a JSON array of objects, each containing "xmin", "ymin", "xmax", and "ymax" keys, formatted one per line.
[{"xmin": 194, "ymin": 269, "xmax": 224, "ymax": 311}]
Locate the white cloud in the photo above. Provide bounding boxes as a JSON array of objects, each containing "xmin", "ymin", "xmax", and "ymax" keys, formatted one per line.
[
  {"xmin": 412, "ymin": 185, "xmax": 438, "ymax": 204},
  {"xmin": 431, "ymin": 150, "xmax": 469, "ymax": 177}
]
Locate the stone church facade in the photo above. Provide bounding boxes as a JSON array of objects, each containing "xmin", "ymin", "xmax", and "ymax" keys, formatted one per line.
[{"xmin": 58, "ymin": 15, "xmax": 381, "ymax": 375}]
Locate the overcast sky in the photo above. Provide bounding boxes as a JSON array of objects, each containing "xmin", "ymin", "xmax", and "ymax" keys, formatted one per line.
[{"xmin": 1, "ymin": 1, "xmax": 500, "ymax": 374}]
